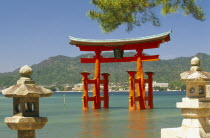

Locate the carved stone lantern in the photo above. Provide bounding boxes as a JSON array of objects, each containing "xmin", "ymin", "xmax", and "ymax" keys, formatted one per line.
[
  {"xmin": 161, "ymin": 57, "xmax": 210, "ymax": 138},
  {"xmin": 180, "ymin": 57, "xmax": 210, "ymax": 98},
  {"xmin": 2, "ymin": 65, "xmax": 52, "ymax": 138}
]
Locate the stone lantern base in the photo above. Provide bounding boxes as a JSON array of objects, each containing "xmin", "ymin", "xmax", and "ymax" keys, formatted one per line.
[
  {"xmin": 5, "ymin": 117, "xmax": 48, "ymax": 130},
  {"xmin": 162, "ymin": 124, "xmax": 210, "ymax": 138},
  {"xmin": 18, "ymin": 130, "xmax": 35, "ymax": 138},
  {"xmin": 161, "ymin": 97, "xmax": 210, "ymax": 138},
  {"xmin": 5, "ymin": 117, "xmax": 48, "ymax": 138}
]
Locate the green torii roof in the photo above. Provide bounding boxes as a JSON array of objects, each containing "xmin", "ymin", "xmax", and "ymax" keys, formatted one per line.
[{"xmin": 69, "ymin": 30, "xmax": 172, "ymax": 46}]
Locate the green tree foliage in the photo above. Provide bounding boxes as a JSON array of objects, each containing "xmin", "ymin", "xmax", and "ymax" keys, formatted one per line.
[
  {"xmin": 45, "ymin": 85, "xmax": 65, "ymax": 91},
  {"xmin": 45, "ymin": 86, "xmax": 57, "ymax": 91},
  {"xmin": 168, "ymin": 80, "xmax": 186, "ymax": 91},
  {"xmin": 153, "ymin": 86, "xmax": 167, "ymax": 91},
  {"xmin": 0, "ymin": 71, "xmax": 20, "ymax": 87},
  {"xmin": 88, "ymin": 0, "xmax": 205, "ymax": 32}
]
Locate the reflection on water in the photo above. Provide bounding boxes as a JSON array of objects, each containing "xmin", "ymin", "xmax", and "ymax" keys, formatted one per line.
[
  {"xmin": 80, "ymin": 110, "xmax": 110, "ymax": 138},
  {"xmin": 79, "ymin": 109, "xmax": 157, "ymax": 138},
  {"xmin": 127, "ymin": 110, "xmax": 153, "ymax": 138}
]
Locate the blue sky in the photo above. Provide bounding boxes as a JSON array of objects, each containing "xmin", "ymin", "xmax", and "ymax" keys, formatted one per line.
[{"xmin": 0, "ymin": 1, "xmax": 209, "ymax": 73}]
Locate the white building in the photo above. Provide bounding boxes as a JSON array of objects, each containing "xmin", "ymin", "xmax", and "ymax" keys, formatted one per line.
[
  {"xmin": 153, "ymin": 81, "xmax": 168, "ymax": 88},
  {"xmin": 145, "ymin": 81, "xmax": 169, "ymax": 91}
]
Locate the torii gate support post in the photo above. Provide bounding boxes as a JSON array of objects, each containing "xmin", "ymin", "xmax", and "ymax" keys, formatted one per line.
[
  {"xmin": 136, "ymin": 49, "xmax": 146, "ymax": 110},
  {"xmin": 146, "ymin": 72, "xmax": 154, "ymax": 109},
  {"xmin": 93, "ymin": 50, "xmax": 101, "ymax": 109},
  {"xmin": 101, "ymin": 73, "xmax": 110, "ymax": 108},
  {"xmin": 81, "ymin": 72, "xmax": 91, "ymax": 110},
  {"xmin": 127, "ymin": 71, "xmax": 137, "ymax": 110}
]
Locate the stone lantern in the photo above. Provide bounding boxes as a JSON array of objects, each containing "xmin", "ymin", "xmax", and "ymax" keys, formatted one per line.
[
  {"xmin": 161, "ymin": 57, "xmax": 210, "ymax": 138},
  {"xmin": 181, "ymin": 57, "xmax": 209, "ymax": 98},
  {"xmin": 2, "ymin": 65, "xmax": 52, "ymax": 138}
]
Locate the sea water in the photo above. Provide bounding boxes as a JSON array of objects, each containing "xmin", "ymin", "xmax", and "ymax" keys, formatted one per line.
[{"xmin": 0, "ymin": 91, "xmax": 184, "ymax": 138}]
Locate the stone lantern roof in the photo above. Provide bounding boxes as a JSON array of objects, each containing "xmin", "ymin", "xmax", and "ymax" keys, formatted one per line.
[
  {"xmin": 180, "ymin": 57, "xmax": 210, "ymax": 82},
  {"xmin": 2, "ymin": 65, "xmax": 52, "ymax": 97}
]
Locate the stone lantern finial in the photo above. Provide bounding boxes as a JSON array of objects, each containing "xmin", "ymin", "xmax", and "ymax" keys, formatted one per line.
[
  {"xmin": 2, "ymin": 65, "xmax": 53, "ymax": 138},
  {"xmin": 19, "ymin": 65, "xmax": 33, "ymax": 78},
  {"xmin": 190, "ymin": 57, "xmax": 201, "ymax": 71}
]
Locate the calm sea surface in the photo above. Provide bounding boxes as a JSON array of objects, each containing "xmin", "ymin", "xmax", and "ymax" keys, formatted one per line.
[{"xmin": 0, "ymin": 91, "xmax": 185, "ymax": 138}]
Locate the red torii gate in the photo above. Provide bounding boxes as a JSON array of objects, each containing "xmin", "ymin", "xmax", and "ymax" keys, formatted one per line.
[{"xmin": 69, "ymin": 31, "xmax": 171, "ymax": 110}]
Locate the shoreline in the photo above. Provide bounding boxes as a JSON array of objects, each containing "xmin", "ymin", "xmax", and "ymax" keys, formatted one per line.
[
  {"xmin": 53, "ymin": 90, "xmax": 185, "ymax": 93},
  {"xmin": 0, "ymin": 90, "xmax": 185, "ymax": 93}
]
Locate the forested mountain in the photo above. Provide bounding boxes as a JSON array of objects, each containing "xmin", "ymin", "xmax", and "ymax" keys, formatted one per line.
[{"xmin": 0, "ymin": 52, "xmax": 210, "ymax": 87}]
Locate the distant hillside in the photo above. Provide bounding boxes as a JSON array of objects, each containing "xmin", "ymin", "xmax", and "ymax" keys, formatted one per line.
[{"xmin": 0, "ymin": 52, "xmax": 210, "ymax": 87}]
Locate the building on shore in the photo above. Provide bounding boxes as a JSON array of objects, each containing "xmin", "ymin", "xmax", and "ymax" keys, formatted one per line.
[
  {"xmin": 145, "ymin": 81, "xmax": 169, "ymax": 91},
  {"xmin": 64, "ymin": 86, "xmax": 73, "ymax": 91},
  {"xmin": 73, "ymin": 83, "xmax": 94, "ymax": 91},
  {"xmin": 73, "ymin": 81, "xmax": 169, "ymax": 92},
  {"xmin": 73, "ymin": 83, "xmax": 83, "ymax": 91}
]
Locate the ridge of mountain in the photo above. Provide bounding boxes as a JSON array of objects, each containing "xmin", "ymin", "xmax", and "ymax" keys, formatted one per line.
[{"xmin": 0, "ymin": 52, "xmax": 209, "ymax": 87}]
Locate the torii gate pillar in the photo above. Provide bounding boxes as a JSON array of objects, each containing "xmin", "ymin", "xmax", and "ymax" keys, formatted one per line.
[
  {"xmin": 93, "ymin": 50, "xmax": 101, "ymax": 109},
  {"xmin": 136, "ymin": 49, "xmax": 146, "ymax": 109}
]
